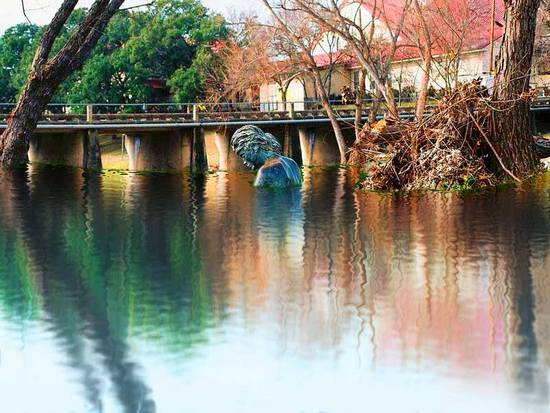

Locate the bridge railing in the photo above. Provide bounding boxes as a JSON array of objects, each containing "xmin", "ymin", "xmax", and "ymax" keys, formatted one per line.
[
  {"xmin": 1, "ymin": 94, "xmax": 549, "ymax": 124},
  {"xmin": 0, "ymin": 97, "xmax": 436, "ymax": 123}
]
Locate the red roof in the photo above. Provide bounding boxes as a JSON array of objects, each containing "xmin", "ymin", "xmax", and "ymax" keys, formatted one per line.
[
  {"xmin": 359, "ymin": 0, "xmax": 412, "ymax": 28},
  {"xmin": 370, "ymin": 0, "xmax": 504, "ymax": 55},
  {"xmin": 339, "ymin": 0, "xmax": 505, "ymax": 64},
  {"xmin": 274, "ymin": 0, "xmax": 506, "ymax": 73},
  {"xmin": 313, "ymin": 51, "xmax": 356, "ymax": 68}
]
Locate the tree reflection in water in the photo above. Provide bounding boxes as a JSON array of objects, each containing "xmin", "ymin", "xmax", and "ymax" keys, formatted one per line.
[{"xmin": 0, "ymin": 166, "xmax": 549, "ymax": 412}]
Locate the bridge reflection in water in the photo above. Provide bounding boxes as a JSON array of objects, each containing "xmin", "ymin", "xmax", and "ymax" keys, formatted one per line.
[{"xmin": 0, "ymin": 167, "xmax": 549, "ymax": 412}]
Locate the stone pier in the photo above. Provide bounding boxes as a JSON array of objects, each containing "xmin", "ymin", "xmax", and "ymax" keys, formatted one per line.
[
  {"xmin": 202, "ymin": 126, "xmax": 301, "ymax": 172},
  {"xmin": 298, "ymin": 126, "xmax": 341, "ymax": 167},
  {"xmin": 203, "ymin": 129, "xmax": 248, "ymax": 171},
  {"xmin": 123, "ymin": 130, "xmax": 193, "ymax": 172},
  {"xmin": 29, "ymin": 130, "xmax": 102, "ymax": 169},
  {"xmin": 25, "ymin": 123, "xmax": 349, "ymax": 172}
]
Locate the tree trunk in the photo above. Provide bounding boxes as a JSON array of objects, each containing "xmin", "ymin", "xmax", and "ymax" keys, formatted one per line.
[
  {"xmin": 354, "ymin": 69, "xmax": 366, "ymax": 141},
  {"xmin": 415, "ymin": 52, "xmax": 432, "ymax": 120},
  {"xmin": 383, "ymin": 81, "xmax": 399, "ymax": 120},
  {"xmin": 0, "ymin": 77, "xmax": 57, "ymax": 166},
  {"xmin": 312, "ymin": 71, "xmax": 348, "ymax": 163},
  {"xmin": 413, "ymin": 0, "xmax": 432, "ymax": 121},
  {"xmin": 369, "ymin": 89, "xmax": 382, "ymax": 124},
  {"xmin": 491, "ymin": 0, "xmax": 541, "ymax": 177},
  {"xmin": 0, "ymin": 0, "xmax": 124, "ymax": 167}
]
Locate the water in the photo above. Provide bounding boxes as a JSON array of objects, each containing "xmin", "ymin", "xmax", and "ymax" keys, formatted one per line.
[{"xmin": 0, "ymin": 166, "xmax": 549, "ymax": 413}]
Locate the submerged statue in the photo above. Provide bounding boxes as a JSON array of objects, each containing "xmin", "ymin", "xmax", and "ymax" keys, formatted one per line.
[{"xmin": 231, "ymin": 125, "xmax": 302, "ymax": 188}]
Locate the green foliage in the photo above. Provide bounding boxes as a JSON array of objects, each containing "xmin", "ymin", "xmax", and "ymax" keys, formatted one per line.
[
  {"xmin": 0, "ymin": 24, "xmax": 39, "ymax": 102},
  {"xmin": 441, "ymin": 175, "xmax": 478, "ymax": 192},
  {"xmin": 354, "ymin": 170, "xmax": 368, "ymax": 189},
  {"xmin": 0, "ymin": 0, "xmax": 228, "ymax": 103},
  {"xmin": 167, "ymin": 47, "xmax": 215, "ymax": 102}
]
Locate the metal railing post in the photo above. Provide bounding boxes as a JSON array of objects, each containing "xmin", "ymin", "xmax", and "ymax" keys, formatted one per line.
[
  {"xmin": 288, "ymin": 102, "xmax": 295, "ymax": 119},
  {"xmin": 86, "ymin": 104, "xmax": 93, "ymax": 122}
]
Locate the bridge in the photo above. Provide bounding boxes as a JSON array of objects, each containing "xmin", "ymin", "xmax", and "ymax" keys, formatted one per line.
[
  {"xmin": 0, "ymin": 101, "xmax": 382, "ymax": 130},
  {"xmin": 1, "ymin": 98, "xmax": 549, "ymax": 172}
]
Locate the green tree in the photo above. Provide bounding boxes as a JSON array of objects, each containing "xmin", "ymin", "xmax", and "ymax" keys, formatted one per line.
[
  {"xmin": 0, "ymin": 24, "xmax": 39, "ymax": 102},
  {"xmin": 123, "ymin": 0, "xmax": 228, "ymax": 102},
  {"xmin": 0, "ymin": 0, "xmax": 228, "ymax": 104}
]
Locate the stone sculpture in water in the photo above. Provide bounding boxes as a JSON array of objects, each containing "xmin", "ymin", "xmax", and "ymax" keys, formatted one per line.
[{"xmin": 231, "ymin": 125, "xmax": 302, "ymax": 188}]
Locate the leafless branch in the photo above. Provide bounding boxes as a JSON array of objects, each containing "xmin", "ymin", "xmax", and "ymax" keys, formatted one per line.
[
  {"xmin": 20, "ymin": 0, "xmax": 32, "ymax": 24},
  {"xmin": 119, "ymin": 1, "xmax": 155, "ymax": 11}
]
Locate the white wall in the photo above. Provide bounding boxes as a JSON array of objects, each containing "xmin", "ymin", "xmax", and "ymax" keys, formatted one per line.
[
  {"xmin": 312, "ymin": 1, "xmax": 392, "ymax": 56},
  {"xmin": 259, "ymin": 79, "xmax": 306, "ymax": 111},
  {"xmin": 259, "ymin": 47, "xmax": 515, "ymax": 111},
  {"xmin": 347, "ymin": 49, "xmax": 489, "ymax": 93}
]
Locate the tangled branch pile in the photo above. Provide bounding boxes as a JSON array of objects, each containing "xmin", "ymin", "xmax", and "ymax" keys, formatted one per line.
[{"xmin": 350, "ymin": 81, "xmax": 514, "ymax": 191}]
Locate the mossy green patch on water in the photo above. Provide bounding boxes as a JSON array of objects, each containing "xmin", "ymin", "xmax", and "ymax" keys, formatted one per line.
[{"xmin": 354, "ymin": 172, "xmax": 535, "ymax": 196}]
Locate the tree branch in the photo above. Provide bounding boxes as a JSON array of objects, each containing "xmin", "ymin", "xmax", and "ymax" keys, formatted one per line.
[
  {"xmin": 31, "ymin": 0, "xmax": 79, "ymax": 72},
  {"xmin": 20, "ymin": 0, "xmax": 32, "ymax": 24},
  {"xmin": 119, "ymin": 1, "xmax": 155, "ymax": 11},
  {"xmin": 47, "ymin": 0, "xmax": 125, "ymax": 78}
]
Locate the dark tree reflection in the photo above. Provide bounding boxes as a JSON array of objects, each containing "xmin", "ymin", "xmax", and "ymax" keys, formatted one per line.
[{"xmin": 0, "ymin": 167, "xmax": 549, "ymax": 412}]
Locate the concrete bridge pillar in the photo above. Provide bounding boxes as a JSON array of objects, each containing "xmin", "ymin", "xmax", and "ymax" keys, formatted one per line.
[
  {"xmin": 85, "ymin": 130, "xmax": 102, "ymax": 169},
  {"xmin": 214, "ymin": 131, "xmax": 229, "ymax": 170},
  {"xmin": 203, "ymin": 129, "xmax": 248, "ymax": 171},
  {"xmin": 28, "ymin": 130, "xmax": 102, "ymax": 169},
  {"xmin": 123, "ymin": 130, "xmax": 192, "ymax": 172},
  {"xmin": 298, "ymin": 126, "xmax": 341, "ymax": 167}
]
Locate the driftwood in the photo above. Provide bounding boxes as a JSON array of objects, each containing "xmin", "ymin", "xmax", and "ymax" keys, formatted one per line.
[{"xmin": 349, "ymin": 80, "xmax": 541, "ymax": 191}]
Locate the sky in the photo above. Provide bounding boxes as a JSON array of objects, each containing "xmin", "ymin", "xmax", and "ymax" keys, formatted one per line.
[{"xmin": 0, "ymin": 0, "xmax": 259, "ymax": 35}]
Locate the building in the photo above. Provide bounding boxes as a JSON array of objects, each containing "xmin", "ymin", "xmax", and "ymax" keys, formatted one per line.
[{"xmin": 259, "ymin": 0, "xmax": 548, "ymax": 111}]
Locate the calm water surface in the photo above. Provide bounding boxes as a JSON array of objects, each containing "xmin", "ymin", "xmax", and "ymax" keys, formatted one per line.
[{"xmin": 0, "ymin": 166, "xmax": 550, "ymax": 413}]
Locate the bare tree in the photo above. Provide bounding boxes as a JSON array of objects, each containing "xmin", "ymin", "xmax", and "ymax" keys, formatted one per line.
[
  {"xmin": 0, "ymin": 0, "xmax": 125, "ymax": 167},
  {"xmin": 402, "ymin": 0, "xmax": 433, "ymax": 119},
  {"xmin": 202, "ymin": 16, "xmax": 283, "ymax": 106},
  {"xmin": 285, "ymin": 0, "xmax": 412, "ymax": 120},
  {"xmin": 269, "ymin": 26, "xmax": 312, "ymax": 108},
  {"xmin": 429, "ymin": 0, "xmax": 490, "ymax": 89},
  {"xmin": 203, "ymin": 16, "xmax": 310, "ymax": 113},
  {"xmin": 261, "ymin": 0, "xmax": 349, "ymax": 163},
  {"xmin": 354, "ymin": 68, "xmax": 367, "ymax": 140}
]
